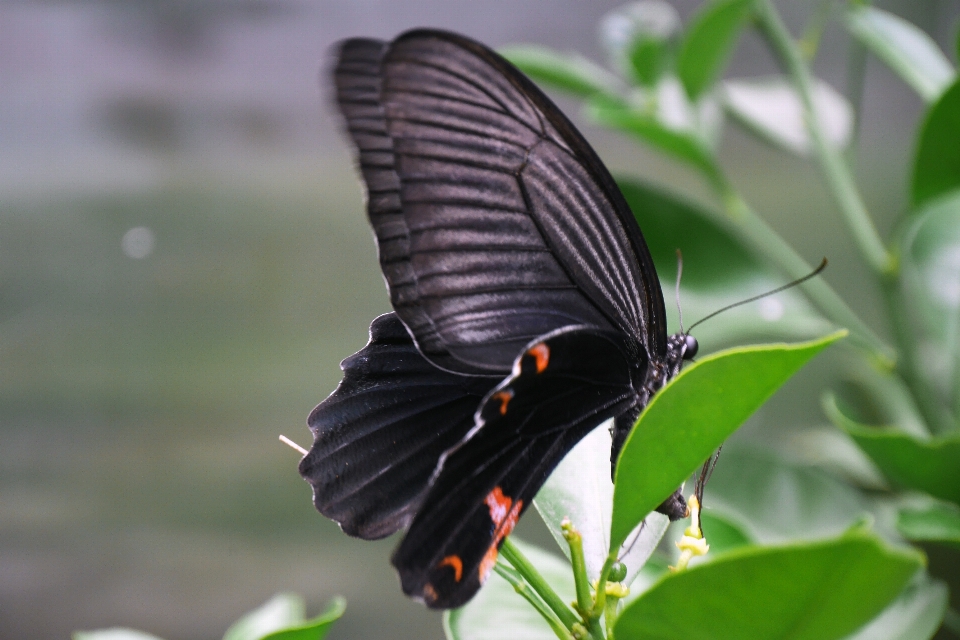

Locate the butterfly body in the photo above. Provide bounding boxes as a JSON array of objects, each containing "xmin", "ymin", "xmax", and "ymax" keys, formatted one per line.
[{"xmin": 299, "ymin": 29, "xmax": 696, "ymax": 609}]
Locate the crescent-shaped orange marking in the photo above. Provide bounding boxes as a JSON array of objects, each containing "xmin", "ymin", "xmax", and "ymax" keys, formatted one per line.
[
  {"xmin": 439, "ymin": 555, "xmax": 463, "ymax": 582},
  {"xmin": 492, "ymin": 389, "xmax": 513, "ymax": 415},
  {"xmin": 526, "ymin": 343, "xmax": 550, "ymax": 373}
]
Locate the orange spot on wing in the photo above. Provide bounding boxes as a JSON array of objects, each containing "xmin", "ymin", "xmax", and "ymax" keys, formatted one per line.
[
  {"xmin": 478, "ymin": 486, "xmax": 524, "ymax": 583},
  {"xmin": 492, "ymin": 390, "xmax": 513, "ymax": 415},
  {"xmin": 439, "ymin": 555, "xmax": 463, "ymax": 582},
  {"xmin": 527, "ymin": 343, "xmax": 550, "ymax": 373},
  {"xmin": 422, "ymin": 582, "xmax": 438, "ymax": 604}
]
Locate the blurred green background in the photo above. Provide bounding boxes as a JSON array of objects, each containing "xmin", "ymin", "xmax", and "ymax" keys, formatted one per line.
[{"xmin": 1, "ymin": 1, "xmax": 957, "ymax": 638}]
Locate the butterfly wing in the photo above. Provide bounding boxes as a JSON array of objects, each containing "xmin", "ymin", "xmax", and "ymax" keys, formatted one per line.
[
  {"xmin": 333, "ymin": 30, "xmax": 668, "ymax": 374},
  {"xmin": 391, "ymin": 326, "xmax": 642, "ymax": 608},
  {"xmin": 299, "ymin": 313, "xmax": 499, "ymax": 539}
]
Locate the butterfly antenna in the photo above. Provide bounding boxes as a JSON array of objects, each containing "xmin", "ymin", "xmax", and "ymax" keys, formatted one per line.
[
  {"xmin": 675, "ymin": 249, "xmax": 685, "ymax": 334},
  {"xmin": 279, "ymin": 434, "xmax": 309, "ymax": 456},
  {"xmin": 694, "ymin": 446, "xmax": 722, "ymax": 507},
  {"xmin": 686, "ymin": 258, "xmax": 827, "ymax": 334}
]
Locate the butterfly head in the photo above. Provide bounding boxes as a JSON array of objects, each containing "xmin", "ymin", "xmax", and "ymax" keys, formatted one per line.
[{"xmin": 681, "ymin": 334, "xmax": 698, "ymax": 360}]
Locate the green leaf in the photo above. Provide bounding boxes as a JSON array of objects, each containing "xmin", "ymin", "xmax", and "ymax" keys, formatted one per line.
[
  {"xmin": 825, "ymin": 393, "xmax": 960, "ymax": 506},
  {"xmin": 911, "ymin": 81, "xmax": 960, "ymax": 208},
  {"xmin": 73, "ymin": 630, "xmax": 165, "ymax": 640},
  {"xmin": 444, "ymin": 540, "xmax": 574, "ymax": 640},
  {"xmin": 609, "ymin": 331, "xmax": 846, "ymax": 549},
  {"xmin": 842, "ymin": 574, "xmax": 948, "ymax": 640},
  {"xmin": 224, "ymin": 593, "xmax": 306, "ymax": 640},
  {"xmin": 900, "ymin": 189, "xmax": 960, "ymax": 410},
  {"xmin": 614, "ymin": 531, "xmax": 923, "ymax": 640},
  {"xmin": 698, "ymin": 510, "xmax": 752, "ymax": 553},
  {"xmin": 677, "ymin": 0, "xmax": 754, "ymax": 101},
  {"xmin": 599, "ymin": 1, "xmax": 681, "ymax": 86},
  {"xmin": 587, "ymin": 97, "xmax": 721, "ymax": 183},
  {"xmin": 499, "ymin": 45, "xmax": 622, "ymax": 98},
  {"xmin": 534, "ymin": 419, "xmax": 670, "ymax": 584},
  {"xmin": 844, "ymin": 6, "xmax": 955, "ymax": 103},
  {"xmin": 618, "ymin": 179, "xmax": 833, "ymax": 349},
  {"xmin": 897, "ymin": 501, "xmax": 960, "ymax": 547},
  {"xmin": 723, "ymin": 76, "xmax": 853, "ymax": 156},
  {"xmin": 259, "ymin": 598, "xmax": 346, "ymax": 640},
  {"xmin": 703, "ymin": 447, "xmax": 868, "ymax": 544},
  {"xmin": 788, "ymin": 427, "xmax": 890, "ymax": 491}
]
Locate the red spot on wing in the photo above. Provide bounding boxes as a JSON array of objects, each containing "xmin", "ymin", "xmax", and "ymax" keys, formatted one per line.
[
  {"xmin": 439, "ymin": 555, "xmax": 463, "ymax": 582},
  {"xmin": 492, "ymin": 390, "xmax": 513, "ymax": 416},
  {"xmin": 478, "ymin": 486, "xmax": 524, "ymax": 583},
  {"xmin": 526, "ymin": 343, "xmax": 550, "ymax": 373}
]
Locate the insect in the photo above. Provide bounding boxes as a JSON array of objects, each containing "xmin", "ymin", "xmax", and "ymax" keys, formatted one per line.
[{"xmin": 298, "ymin": 28, "xmax": 698, "ymax": 609}]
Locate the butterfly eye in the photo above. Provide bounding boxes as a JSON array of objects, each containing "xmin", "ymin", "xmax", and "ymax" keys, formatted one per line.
[{"xmin": 682, "ymin": 335, "xmax": 698, "ymax": 359}]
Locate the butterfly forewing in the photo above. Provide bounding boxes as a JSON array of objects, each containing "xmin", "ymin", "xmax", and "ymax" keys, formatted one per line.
[
  {"xmin": 333, "ymin": 30, "xmax": 668, "ymax": 374},
  {"xmin": 391, "ymin": 326, "xmax": 639, "ymax": 608}
]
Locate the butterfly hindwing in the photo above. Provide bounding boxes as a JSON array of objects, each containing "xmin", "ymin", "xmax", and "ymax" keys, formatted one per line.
[
  {"xmin": 391, "ymin": 326, "xmax": 641, "ymax": 608},
  {"xmin": 333, "ymin": 30, "xmax": 668, "ymax": 375},
  {"xmin": 299, "ymin": 313, "xmax": 499, "ymax": 539}
]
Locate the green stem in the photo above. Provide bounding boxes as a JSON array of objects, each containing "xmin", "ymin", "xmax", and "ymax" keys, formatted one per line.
[
  {"xmin": 589, "ymin": 554, "xmax": 618, "ymax": 619},
  {"xmin": 881, "ymin": 275, "xmax": 957, "ymax": 434},
  {"xmin": 754, "ymin": 0, "xmax": 894, "ymax": 277},
  {"xmin": 604, "ymin": 596, "xmax": 619, "ymax": 640},
  {"xmin": 843, "ymin": 18, "xmax": 868, "ymax": 162},
  {"xmin": 718, "ymin": 181, "xmax": 894, "ymax": 365},
  {"xmin": 500, "ymin": 538, "xmax": 581, "ymax": 631},
  {"xmin": 561, "ymin": 520, "xmax": 606, "ymax": 640},
  {"xmin": 562, "ymin": 520, "xmax": 595, "ymax": 618},
  {"xmin": 494, "ymin": 563, "xmax": 575, "ymax": 640}
]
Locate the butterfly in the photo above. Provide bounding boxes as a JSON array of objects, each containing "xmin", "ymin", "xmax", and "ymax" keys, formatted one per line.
[{"xmin": 298, "ymin": 28, "xmax": 698, "ymax": 609}]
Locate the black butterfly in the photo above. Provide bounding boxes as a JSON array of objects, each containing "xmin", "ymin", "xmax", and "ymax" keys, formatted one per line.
[{"xmin": 298, "ymin": 29, "xmax": 698, "ymax": 609}]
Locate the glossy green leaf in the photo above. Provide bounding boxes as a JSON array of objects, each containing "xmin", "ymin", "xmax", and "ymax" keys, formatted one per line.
[
  {"xmin": 534, "ymin": 419, "xmax": 669, "ymax": 584},
  {"xmin": 224, "ymin": 593, "xmax": 306, "ymax": 640},
  {"xmin": 614, "ymin": 531, "xmax": 923, "ymax": 640},
  {"xmin": 73, "ymin": 630, "xmax": 165, "ymax": 640},
  {"xmin": 609, "ymin": 331, "xmax": 846, "ymax": 549},
  {"xmin": 444, "ymin": 540, "xmax": 574, "ymax": 640},
  {"xmin": 825, "ymin": 393, "xmax": 960, "ymax": 506},
  {"xmin": 599, "ymin": 1, "xmax": 680, "ymax": 86},
  {"xmin": 911, "ymin": 80, "xmax": 960, "ymax": 207},
  {"xmin": 677, "ymin": 0, "xmax": 754, "ymax": 100},
  {"xmin": 900, "ymin": 189, "xmax": 960, "ymax": 413},
  {"xmin": 698, "ymin": 510, "xmax": 752, "ymax": 553},
  {"xmin": 499, "ymin": 45, "xmax": 622, "ymax": 98},
  {"xmin": 259, "ymin": 597, "xmax": 346, "ymax": 640},
  {"xmin": 723, "ymin": 76, "xmax": 853, "ymax": 156},
  {"xmin": 844, "ymin": 6, "xmax": 955, "ymax": 103},
  {"xmin": 788, "ymin": 427, "xmax": 890, "ymax": 491},
  {"xmin": 703, "ymin": 447, "xmax": 868, "ymax": 544},
  {"xmin": 842, "ymin": 574, "xmax": 948, "ymax": 640},
  {"xmin": 897, "ymin": 501, "xmax": 960, "ymax": 547},
  {"xmin": 618, "ymin": 179, "xmax": 833, "ymax": 349},
  {"xmin": 588, "ymin": 97, "xmax": 720, "ymax": 183}
]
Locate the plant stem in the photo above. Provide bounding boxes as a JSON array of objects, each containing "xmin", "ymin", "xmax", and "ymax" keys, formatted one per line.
[
  {"xmin": 589, "ymin": 554, "xmax": 618, "ymax": 620},
  {"xmin": 494, "ymin": 563, "xmax": 575, "ymax": 640},
  {"xmin": 881, "ymin": 275, "xmax": 957, "ymax": 434},
  {"xmin": 718, "ymin": 181, "xmax": 894, "ymax": 364},
  {"xmin": 754, "ymin": 0, "xmax": 894, "ymax": 277},
  {"xmin": 561, "ymin": 520, "xmax": 595, "ymax": 618},
  {"xmin": 500, "ymin": 538, "xmax": 582, "ymax": 631}
]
